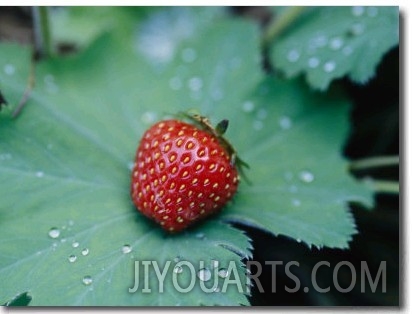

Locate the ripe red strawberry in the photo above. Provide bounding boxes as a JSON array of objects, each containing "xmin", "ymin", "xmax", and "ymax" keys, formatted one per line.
[{"xmin": 130, "ymin": 115, "xmax": 243, "ymax": 232}]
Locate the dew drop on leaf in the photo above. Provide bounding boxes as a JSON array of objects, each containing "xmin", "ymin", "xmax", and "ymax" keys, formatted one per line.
[
  {"xmin": 181, "ymin": 47, "xmax": 197, "ymax": 63},
  {"xmin": 284, "ymin": 171, "xmax": 294, "ymax": 182},
  {"xmin": 211, "ymin": 88, "xmax": 223, "ymax": 101},
  {"xmin": 195, "ymin": 232, "xmax": 205, "ymax": 240},
  {"xmin": 230, "ymin": 57, "xmax": 242, "ymax": 69},
  {"xmin": 72, "ymin": 241, "xmax": 79, "ymax": 248},
  {"xmin": 82, "ymin": 275, "xmax": 93, "ymax": 285},
  {"xmin": 3, "ymin": 64, "xmax": 15, "ymax": 75},
  {"xmin": 173, "ymin": 265, "xmax": 183, "ymax": 274},
  {"xmin": 48, "ymin": 227, "xmax": 60, "ymax": 239},
  {"xmin": 0, "ymin": 153, "xmax": 12, "ymax": 161},
  {"xmin": 323, "ymin": 61, "xmax": 336, "ymax": 73},
  {"xmin": 289, "ymin": 185, "xmax": 298, "ymax": 193},
  {"xmin": 287, "ymin": 49, "xmax": 300, "ymax": 62},
  {"xmin": 329, "ymin": 37, "xmax": 344, "ymax": 50},
  {"xmin": 81, "ymin": 248, "xmax": 90, "ymax": 256},
  {"xmin": 169, "ymin": 76, "xmax": 182, "ymax": 90},
  {"xmin": 279, "ymin": 116, "xmax": 292, "ymax": 130},
  {"xmin": 350, "ymin": 23, "xmax": 365, "ymax": 36},
  {"xmin": 197, "ymin": 268, "xmax": 211, "ymax": 281},
  {"xmin": 308, "ymin": 57, "xmax": 320, "ymax": 69},
  {"xmin": 68, "ymin": 255, "xmax": 77, "ymax": 263},
  {"xmin": 218, "ymin": 268, "xmax": 229, "ymax": 278},
  {"xmin": 342, "ymin": 46, "xmax": 353, "ymax": 56},
  {"xmin": 352, "ymin": 6, "xmax": 365, "ymax": 17},
  {"xmin": 299, "ymin": 170, "xmax": 315, "ymax": 183},
  {"xmin": 253, "ymin": 120, "xmax": 264, "ymax": 131},
  {"xmin": 367, "ymin": 6, "xmax": 378, "ymax": 17},
  {"xmin": 242, "ymin": 101, "xmax": 255, "ymax": 113},
  {"xmin": 141, "ymin": 111, "xmax": 157, "ymax": 124},
  {"xmin": 311, "ymin": 34, "xmax": 328, "ymax": 48},
  {"xmin": 121, "ymin": 244, "xmax": 132, "ymax": 254},
  {"xmin": 188, "ymin": 77, "xmax": 203, "ymax": 91},
  {"xmin": 256, "ymin": 108, "xmax": 268, "ymax": 120},
  {"xmin": 36, "ymin": 171, "xmax": 44, "ymax": 178}
]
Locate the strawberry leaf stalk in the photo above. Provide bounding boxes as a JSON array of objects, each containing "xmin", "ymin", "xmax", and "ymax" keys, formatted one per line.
[{"xmin": 130, "ymin": 113, "xmax": 248, "ymax": 233}]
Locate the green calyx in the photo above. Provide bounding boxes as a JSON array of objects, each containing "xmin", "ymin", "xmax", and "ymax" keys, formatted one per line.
[{"xmin": 181, "ymin": 111, "xmax": 251, "ymax": 184}]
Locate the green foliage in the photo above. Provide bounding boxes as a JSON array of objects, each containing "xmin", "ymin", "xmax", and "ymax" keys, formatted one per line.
[
  {"xmin": 270, "ymin": 6, "xmax": 399, "ymax": 90},
  {"xmin": 0, "ymin": 7, "xmax": 374, "ymax": 306}
]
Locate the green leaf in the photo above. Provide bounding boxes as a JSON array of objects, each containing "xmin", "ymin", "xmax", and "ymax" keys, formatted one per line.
[
  {"xmin": 0, "ymin": 7, "xmax": 372, "ymax": 306},
  {"xmin": 220, "ymin": 77, "xmax": 373, "ymax": 249},
  {"xmin": 270, "ymin": 6, "xmax": 399, "ymax": 90},
  {"xmin": 0, "ymin": 9, "xmax": 259, "ymax": 306}
]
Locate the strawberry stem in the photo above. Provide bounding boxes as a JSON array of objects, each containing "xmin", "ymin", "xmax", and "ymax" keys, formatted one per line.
[{"xmin": 181, "ymin": 112, "xmax": 251, "ymax": 184}]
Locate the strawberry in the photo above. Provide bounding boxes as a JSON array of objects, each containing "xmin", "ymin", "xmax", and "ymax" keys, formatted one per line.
[{"xmin": 130, "ymin": 114, "xmax": 245, "ymax": 232}]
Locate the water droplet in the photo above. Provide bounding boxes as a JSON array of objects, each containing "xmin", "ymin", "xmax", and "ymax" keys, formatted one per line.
[
  {"xmin": 48, "ymin": 228, "xmax": 60, "ymax": 239},
  {"xmin": 0, "ymin": 153, "xmax": 12, "ymax": 161},
  {"xmin": 121, "ymin": 244, "xmax": 132, "ymax": 254},
  {"xmin": 296, "ymin": 238, "xmax": 302, "ymax": 243},
  {"xmin": 211, "ymin": 260, "xmax": 219, "ymax": 268},
  {"xmin": 173, "ymin": 265, "xmax": 183, "ymax": 274},
  {"xmin": 323, "ymin": 61, "xmax": 336, "ymax": 73},
  {"xmin": 218, "ymin": 268, "xmax": 229, "ymax": 278},
  {"xmin": 284, "ymin": 171, "xmax": 293, "ymax": 182},
  {"xmin": 256, "ymin": 108, "xmax": 268, "ymax": 120},
  {"xmin": 81, "ymin": 248, "xmax": 89, "ymax": 256},
  {"xmin": 195, "ymin": 232, "xmax": 205, "ymax": 240},
  {"xmin": 230, "ymin": 57, "xmax": 242, "ymax": 69},
  {"xmin": 253, "ymin": 120, "xmax": 264, "ymax": 131},
  {"xmin": 350, "ymin": 23, "xmax": 365, "ymax": 36},
  {"xmin": 287, "ymin": 49, "xmax": 300, "ymax": 62},
  {"xmin": 174, "ymin": 255, "xmax": 182, "ymax": 263},
  {"xmin": 242, "ymin": 101, "xmax": 255, "ymax": 113},
  {"xmin": 36, "ymin": 171, "xmax": 44, "ymax": 178},
  {"xmin": 197, "ymin": 268, "xmax": 211, "ymax": 281},
  {"xmin": 279, "ymin": 116, "xmax": 292, "ymax": 130},
  {"xmin": 72, "ymin": 241, "xmax": 79, "ymax": 248},
  {"xmin": 343, "ymin": 46, "xmax": 353, "ymax": 56},
  {"xmin": 308, "ymin": 57, "xmax": 320, "ymax": 69},
  {"xmin": 181, "ymin": 47, "xmax": 196, "ymax": 63},
  {"xmin": 289, "ymin": 185, "xmax": 298, "ymax": 193},
  {"xmin": 44, "ymin": 74, "xmax": 59, "ymax": 94},
  {"xmin": 169, "ymin": 76, "xmax": 182, "ymax": 91},
  {"xmin": 141, "ymin": 111, "xmax": 157, "ymax": 124},
  {"xmin": 82, "ymin": 275, "xmax": 93, "ymax": 285},
  {"xmin": 299, "ymin": 170, "xmax": 315, "ymax": 183},
  {"xmin": 329, "ymin": 37, "xmax": 344, "ymax": 50},
  {"xmin": 352, "ymin": 6, "xmax": 365, "ymax": 17},
  {"xmin": 292, "ymin": 199, "xmax": 301, "ymax": 207},
  {"xmin": 44, "ymin": 74, "xmax": 54, "ymax": 84},
  {"xmin": 3, "ymin": 64, "xmax": 15, "ymax": 75},
  {"xmin": 367, "ymin": 6, "xmax": 378, "ymax": 17},
  {"xmin": 188, "ymin": 77, "xmax": 203, "ymax": 92},
  {"xmin": 211, "ymin": 89, "xmax": 223, "ymax": 101},
  {"xmin": 311, "ymin": 34, "xmax": 328, "ymax": 48},
  {"xmin": 68, "ymin": 255, "xmax": 77, "ymax": 263}
]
